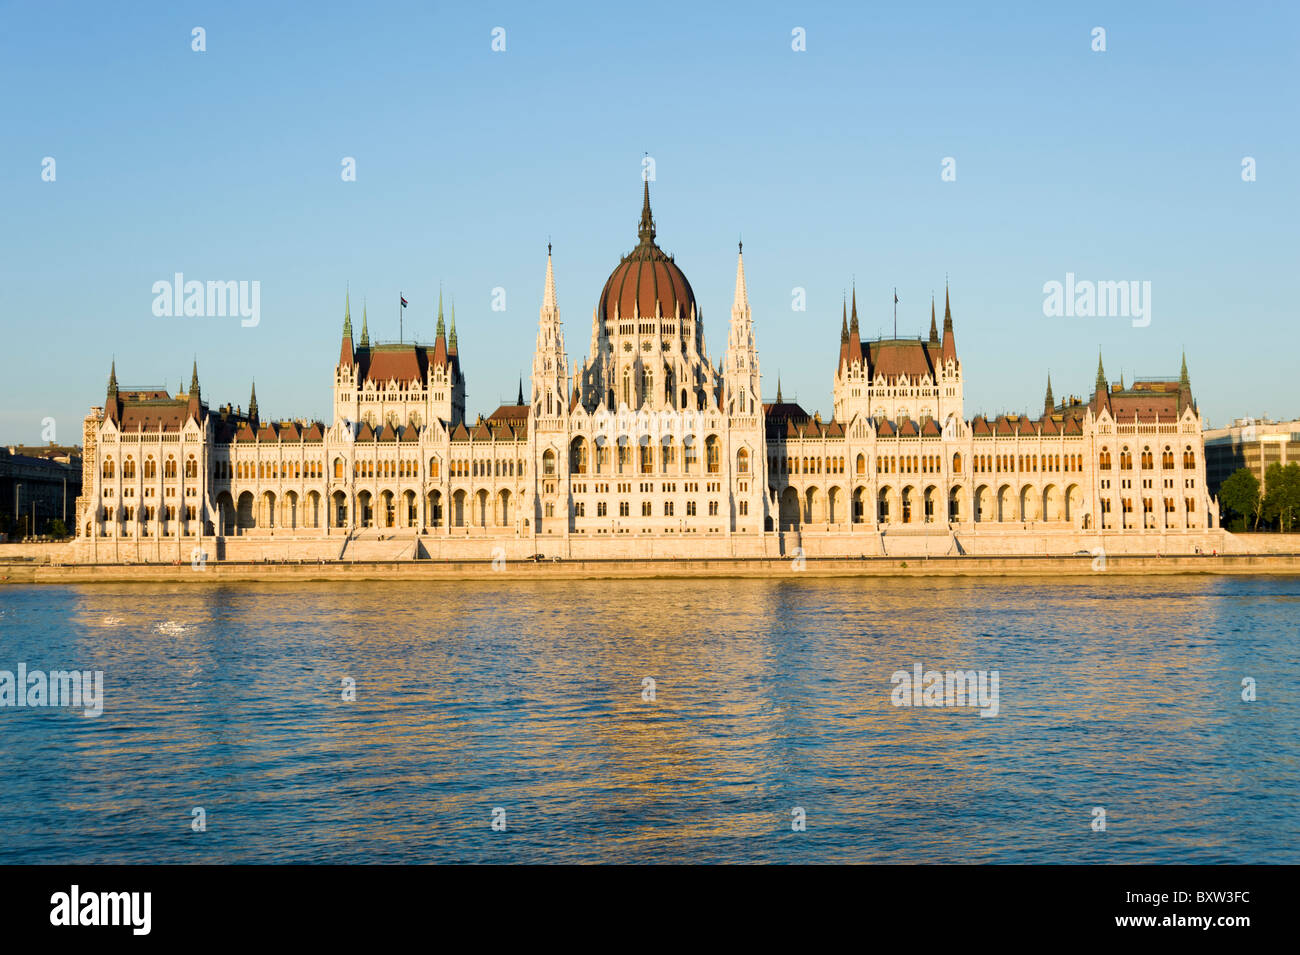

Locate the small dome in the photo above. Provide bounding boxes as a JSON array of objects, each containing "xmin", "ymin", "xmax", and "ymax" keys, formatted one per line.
[{"xmin": 598, "ymin": 182, "xmax": 696, "ymax": 322}]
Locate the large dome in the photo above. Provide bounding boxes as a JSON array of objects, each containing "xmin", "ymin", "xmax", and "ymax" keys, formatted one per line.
[{"xmin": 598, "ymin": 181, "xmax": 696, "ymax": 322}]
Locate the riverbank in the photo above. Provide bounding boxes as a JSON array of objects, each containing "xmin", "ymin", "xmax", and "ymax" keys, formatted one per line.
[{"xmin": 3, "ymin": 552, "xmax": 1299, "ymax": 583}]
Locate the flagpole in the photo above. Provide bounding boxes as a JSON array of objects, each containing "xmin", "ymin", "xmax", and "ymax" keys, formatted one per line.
[
  {"xmin": 399, "ymin": 292, "xmax": 403, "ymax": 343},
  {"xmin": 893, "ymin": 288, "xmax": 897, "ymax": 339}
]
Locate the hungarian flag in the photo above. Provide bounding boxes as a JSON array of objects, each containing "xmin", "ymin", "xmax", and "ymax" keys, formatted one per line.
[{"xmin": 400, "ymin": 296, "xmax": 408, "ymax": 308}]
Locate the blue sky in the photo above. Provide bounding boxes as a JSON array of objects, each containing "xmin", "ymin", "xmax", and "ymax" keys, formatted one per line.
[{"xmin": 2, "ymin": 0, "xmax": 1296, "ymax": 443}]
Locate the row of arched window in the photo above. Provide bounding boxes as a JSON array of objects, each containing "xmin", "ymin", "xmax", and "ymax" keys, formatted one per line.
[
  {"xmin": 566, "ymin": 437, "xmax": 728, "ymax": 475},
  {"xmin": 771, "ymin": 455, "xmax": 846, "ymax": 475},
  {"xmin": 1099, "ymin": 445, "xmax": 1195, "ymax": 471},
  {"xmin": 101, "ymin": 455, "xmax": 198, "ymax": 480},
  {"xmin": 213, "ymin": 461, "xmax": 324, "ymax": 480}
]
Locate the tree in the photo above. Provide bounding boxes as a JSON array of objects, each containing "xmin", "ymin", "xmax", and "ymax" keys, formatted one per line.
[
  {"xmin": 43, "ymin": 518, "xmax": 69, "ymax": 539},
  {"xmin": 1261, "ymin": 462, "xmax": 1300, "ymax": 532},
  {"xmin": 1218, "ymin": 467, "xmax": 1261, "ymax": 531}
]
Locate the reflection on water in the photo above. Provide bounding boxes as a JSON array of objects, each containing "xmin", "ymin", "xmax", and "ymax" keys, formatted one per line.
[{"xmin": 0, "ymin": 577, "xmax": 1296, "ymax": 863}]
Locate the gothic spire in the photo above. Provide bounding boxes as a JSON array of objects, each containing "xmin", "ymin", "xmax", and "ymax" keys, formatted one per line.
[
  {"xmin": 517, "ymin": 378, "xmax": 525, "ymax": 406},
  {"xmin": 776, "ymin": 377, "xmax": 783, "ymax": 404},
  {"xmin": 1044, "ymin": 374, "xmax": 1054, "ymax": 413},
  {"xmin": 359, "ymin": 304, "xmax": 369, "ymax": 347},
  {"xmin": 1180, "ymin": 351, "xmax": 1190, "ymax": 388},
  {"xmin": 943, "ymin": 282, "xmax": 953, "ymax": 331},
  {"xmin": 190, "ymin": 360, "xmax": 200, "ymax": 398},
  {"xmin": 449, "ymin": 302, "xmax": 458, "ymax": 352},
  {"xmin": 849, "ymin": 285, "xmax": 859, "ymax": 335},
  {"xmin": 1095, "ymin": 352, "xmax": 1107, "ymax": 393},
  {"xmin": 840, "ymin": 297, "xmax": 848, "ymax": 344},
  {"xmin": 436, "ymin": 288, "xmax": 445, "ymax": 339},
  {"xmin": 249, "ymin": 381, "xmax": 259, "ymax": 424},
  {"xmin": 732, "ymin": 241, "xmax": 749, "ymax": 311},
  {"xmin": 544, "ymin": 244, "xmax": 558, "ymax": 311},
  {"xmin": 107, "ymin": 359, "xmax": 118, "ymax": 395},
  {"xmin": 929, "ymin": 296, "xmax": 939, "ymax": 343},
  {"xmin": 343, "ymin": 289, "xmax": 352, "ymax": 339}
]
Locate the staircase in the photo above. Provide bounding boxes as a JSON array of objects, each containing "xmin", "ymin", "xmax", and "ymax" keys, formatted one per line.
[{"xmin": 337, "ymin": 530, "xmax": 419, "ymax": 561}]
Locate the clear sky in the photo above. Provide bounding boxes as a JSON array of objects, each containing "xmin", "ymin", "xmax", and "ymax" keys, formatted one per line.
[{"xmin": 2, "ymin": 0, "xmax": 1296, "ymax": 444}]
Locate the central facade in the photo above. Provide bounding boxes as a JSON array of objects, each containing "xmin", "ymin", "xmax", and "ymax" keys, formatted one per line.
[{"xmin": 73, "ymin": 182, "xmax": 1222, "ymax": 561}]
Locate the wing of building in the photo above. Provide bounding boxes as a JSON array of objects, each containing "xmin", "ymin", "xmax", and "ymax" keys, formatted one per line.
[{"xmin": 72, "ymin": 183, "xmax": 1223, "ymax": 562}]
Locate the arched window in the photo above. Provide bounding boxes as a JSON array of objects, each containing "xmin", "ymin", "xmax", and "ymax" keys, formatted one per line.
[
  {"xmin": 102, "ymin": 458, "xmax": 115, "ymax": 478},
  {"xmin": 856, "ymin": 454, "xmax": 866, "ymax": 476},
  {"xmin": 164, "ymin": 457, "xmax": 176, "ymax": 479},
  {"xmin": 543, "ymin": 449, "xmax": 556, "ymax": 476},
  {"xmin": 1099, "ymin": 450, "xmax": 1111, "ymax": 470},
  {"xmin": 1141, "ymin": 447, "xmax": 1153, "ymax": 469},
  {"xmin": 706, "ymin": 436, "xmax": 721, "ymax": 474},
  {"xmin": 144, "ymin": 457, "xmax": 157, "ymax": 479},
  {"xmin": 1120, "ymin": 447, "xmax": 1133, "ymax": 470},
  {"xmin": 737, "ymin": 448, "xmax": 749, "ymax": 474},
  {"xmin": 571, "ymin": 439, "xmax": 588, "ymax": 474},
  {"xmin": 123, "ymin": 457, "xmax": 136, "ymax": 479},
  {"xmin": 1183, "ymin": 446, "xmax": 1195, "ymax": 469},
  {"xmin": 952, "ymin": 452, "xmax": 962, "ymax": 474}
]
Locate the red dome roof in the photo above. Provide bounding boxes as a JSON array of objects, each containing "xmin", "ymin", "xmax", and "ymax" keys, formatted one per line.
[{"xmin": 598, "ymin": 182, "xmax": 696, "ymax": 322}]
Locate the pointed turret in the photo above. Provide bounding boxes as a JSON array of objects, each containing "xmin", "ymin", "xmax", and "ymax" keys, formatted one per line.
[
  {"xmin": 449, "ymin": 303, "xmax": 458, "ymax": 354},
  {"xmin": 339, "ymin": 292, "xmax": 355, "ymax": 366},
  {"xmin": 776, "ymin": 377, "xmax": 784, "ymax": 404},
  {"xmin": 929, "ymin": 297, "xmax": 939, "ymax": 344},
  {"xmin": 840, "ymin": 299, "xmax": 849, "ymax": 344},
  {"xmin": 187, "ymin": 360, "xmax": 203, "ymax": 421},
  {"xmin": 359, "ymin": 305, "xmax": 369, "ymax": 348},
  {"xmin": 1180, "ymin": 351, "xmax": 1190, "ymax": 388},
  {"xmin": 847, "ymin": 286, "xmax": 862, "ymax": 369},
  {"xmin": 1044, "ymin": 374, "xmax": 1054, "ymax": 414},
  {"xmin": 104, "ymin": 360, "xmax": 120, "ymax": 425},
  {"xmin": 940, "ymin": 283, "xmax": 957, "ymax": 364},
  {"xmin": 517, "ymin": 378, "xmax": 525, "ymax": 406},
  {"xmin": 435, "ymin": 289, "xmax": 446, "ymax": 340},
  {"xmin": 248, "ymin": 382, "xmax": 259, "ymax": 427}
]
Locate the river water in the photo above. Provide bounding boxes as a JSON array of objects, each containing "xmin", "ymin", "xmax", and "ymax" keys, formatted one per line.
[{"xmin": 0, "ymin": 576, "xmax": 1296, "ymax": 863}]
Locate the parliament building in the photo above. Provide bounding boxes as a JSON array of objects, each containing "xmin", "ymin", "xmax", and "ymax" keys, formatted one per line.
[{"xmin": 72, "ymin": 183, "xmax": 1223, "ymax": 562}]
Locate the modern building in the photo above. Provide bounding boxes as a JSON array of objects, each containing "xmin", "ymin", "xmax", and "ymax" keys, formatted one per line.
[
  {"xmin": 0, "ymin": 446, "xmax": 81, "ymax": 539},
  {"xmin": 1204, "ymin": 417, "xmax": 1300, "ymax": 497},
  {"xmin": 71, "ymin": 182, "xmax": 1222, "ymax": 562}
]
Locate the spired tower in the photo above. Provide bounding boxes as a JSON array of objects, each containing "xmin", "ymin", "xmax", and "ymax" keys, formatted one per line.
[
  {"xmin": 721, "ymin": 243, "xmax": 761, "ymax": 417},
  {"xmin": 574, "ymin": 180, "xmax": 719, "ymax": 413},
  {"xmin": 832, "ymin": 283, "xmax": 964, "ymax": 432},
  {"xmin": 531, "ymin": 245, "xmax": 569, "ymax": 422}
]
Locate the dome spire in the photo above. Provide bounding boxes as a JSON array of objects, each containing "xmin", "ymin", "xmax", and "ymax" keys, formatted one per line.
[{"xmin": 637, "ymin": 177, "xmax": 656, "ymax": 244}]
